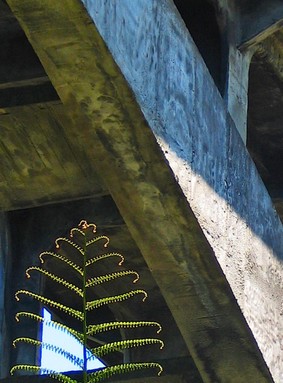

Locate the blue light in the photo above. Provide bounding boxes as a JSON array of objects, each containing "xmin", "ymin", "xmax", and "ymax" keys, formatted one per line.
[{"xmin": 40, "ymin": 308, "xmax": 105, "ymax": 373}]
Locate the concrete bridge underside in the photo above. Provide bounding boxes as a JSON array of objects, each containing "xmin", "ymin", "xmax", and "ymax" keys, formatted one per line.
[{"xmin": 1, "ymin": 1, "xmax": 283, "ymax": 382}]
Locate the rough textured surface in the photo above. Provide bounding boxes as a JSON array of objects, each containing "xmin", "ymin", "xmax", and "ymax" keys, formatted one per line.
[
  {"xmin": 0, "ymin": 102, "xmax": 107, "ymax": 210},
  {"xmin": 238, "ymin": 0, "xmax": 283, "ymax": 47},
  {"xmin": 5, "ymin": 0, "xmax": 275, "ymax": 382},
  {"xmin": 80, "ymin": 1, "xmax": 283, "ymax": 381}
]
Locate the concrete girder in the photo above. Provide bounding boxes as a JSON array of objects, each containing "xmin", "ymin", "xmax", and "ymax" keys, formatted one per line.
[
  {"xmin": 5, "ymin": 1, "xmax": 274, "ymax": 382},
  {"xmin": 0, "ymin": 102, "xmax": 107, "ymax": 210},
  {"xmin": 238, "ymin": 0, "xmax": 283, "ymax": 50},
  {"xmin": 255, "ymin": 31, "xmax": 283, "ymax": 82}
]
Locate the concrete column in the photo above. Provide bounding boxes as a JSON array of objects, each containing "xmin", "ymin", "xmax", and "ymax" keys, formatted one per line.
[{"xmin": 226, "ymin": 46, "xmax": 254, "ymax": 143}]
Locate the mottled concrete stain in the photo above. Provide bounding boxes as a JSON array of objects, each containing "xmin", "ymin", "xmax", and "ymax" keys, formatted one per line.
[{"xmin": 83, "ymin": 1, "xmax": 283, "ymax": 381}]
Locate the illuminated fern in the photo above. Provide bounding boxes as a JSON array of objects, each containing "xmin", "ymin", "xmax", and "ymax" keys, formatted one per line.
[{"xmin": 11, "ymin": 220, "xmax": 163, "ymax": 383}]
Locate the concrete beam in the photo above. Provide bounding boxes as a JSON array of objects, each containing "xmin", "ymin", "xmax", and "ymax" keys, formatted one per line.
[
  {"xmin": 0, "ymin": 79, "xmax": 58, "ymax": 107},
  {"xmin": 238, "ymin": 0, "xmax": 283, "ymax": 50},
  {"xmin": 0, "ymin": 102, "xmax": 108, "ymax": 210},
  {"xmin": 255, "ymin": 31, "xmax": 283, "ymax": 81},
  {"xmin": 5, "ymin": 1, "xmax": 274, "ymax": 382}
]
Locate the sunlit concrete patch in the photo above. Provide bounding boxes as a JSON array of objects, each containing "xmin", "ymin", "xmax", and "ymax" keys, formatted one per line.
[{"xmin": 157, "ymin": 136, "xmax": 283, "ymax": 382}]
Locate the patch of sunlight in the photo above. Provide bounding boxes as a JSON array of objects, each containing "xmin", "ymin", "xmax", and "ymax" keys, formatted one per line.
[{"xmin": 40, "ymin": 308, "xmax": 105, "ymax": 373}]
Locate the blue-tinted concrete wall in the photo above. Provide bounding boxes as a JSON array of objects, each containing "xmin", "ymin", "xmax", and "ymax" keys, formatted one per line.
[{"xmin": 81, "ymin": 1, "xmax": 283, "ymax": 381}]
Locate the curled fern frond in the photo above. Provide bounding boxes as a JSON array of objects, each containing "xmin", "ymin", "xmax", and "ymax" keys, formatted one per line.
[
  {"xmin": 10, "ymin": 365, "xmax": 41, "ymax": 375},
  {"xmin": 11, "ymin": 366, "xmax": 78, "ymax": 383},
  {"xmin": 13, "ymin": 337, "xmax": 41, "ymax": 348},
  {"xmin": 86, "ymin": 289, "xmax": 147, "ymax": 311},
  {"xmin": 15, "ymin": 312, "xmax": 83, "ymax": 341},
  {"xmin": 70, "ymin": 227, "xmax": 85, "ymax": 237},
  {"xmin": 87, "ymin": 321, "xmax": 162, "ymax": 336},
  {"xmin": 86, "ymin": 236, "xmax": 109, "ymax": 248},
  {"xmin": 87, "ymin": 363, "xmax": 163, "ymax": 383},
  {"xmin": 15, "ymin": 311, "xmax": 44, "ymax": 323},
  {"xmin": 39, "ymin": 251, "xmax": 83, "ymax": 275},
  {"xmin": 14, "ymin": 338, "xmax": 83, "ymax": 368},
  {"xmin": 26, "ymin": 267, "xmax": 83, "ymax": 297},
  {"xmin": 78, "ymin": 220, "xmax": 96, "ymax": 232},
  {"xmin": 86, "ymin": 270, "xmax": 139, "ymax": 288},
  {"xmin": 91, "ymin": 338, "xmax": 164, "ymax": 357},
  {"xmin": 15, "ymin": 290, "xmax": 83, "ymax": 321},
  {"xmin": 86, "ymin": 252, "xmax": 124, "ymax": 267},
  {"xmin": 55, "ymin": 237, "xmax": 84, "ymax": 255}
]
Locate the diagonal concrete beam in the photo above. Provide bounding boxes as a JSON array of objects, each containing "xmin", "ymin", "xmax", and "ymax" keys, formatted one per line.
[
  {"xmin": 238, "ymin": 0, "xmax": 283, "ymax": 50},
  {"xmin": 6, "ymin": 1, "xmax": 274, "ymax": 382}
]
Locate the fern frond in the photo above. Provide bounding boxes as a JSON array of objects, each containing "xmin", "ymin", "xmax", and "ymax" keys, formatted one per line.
[
  {"xmin": 15, "ymin": 312, "xmax": 83, "ymax": 341},
  {"xmin": 13, "ymin": 337, "xmax": 41, "ymax": 348},
  {"xmin": 87, "ymin": 321, "xmax": 162, "ymax": 336},
  {"xmin": 39, "ymin": 251, "xmax": 83, "ymax": 275},
  {"xmin": 86, "ymin": 236, "xmax": 109, "ymax": 248},
  {"xmin": 86, "ymin": 290, "xmax": 147, "ymax": 311},
  {"xmin": 11, "ymin": 366, "xmax": 78, "ymax": 383},
  {"xmin": 87, "ymin": 363, "xmax": 163, "ymax": 383},
  {"xmin": 13, "ymin": 337, "xmax": 83, "ymax": 368},
  {"xmin": 10, "ymin": 365, "xmax": 40, "ymax": 375},
  {"xmin": 48, "ymin": 373, "xmax": 79, "ymax": 383},
  {"xmin": 86, "ymin": 270, "xmax": 139, "ymax": 288},
  {"xmin": 15, "ymin": 311, "xmax": 44, "ymax": 323},
  {"xmin": 70, "ymin": 227, "xmax": 85, "ymax": 237},
  {"xmin": 12, "ymin": 221, "xmax": 164, "ymax": 383},
  {"xmin": 78, "ymin": 220, "xmax": 97, "ymax": 232},
  {"xmin": 41, "ymin": 344, "xmax": 83, "ymax": 368},
  {"xmin": 55, "ymin": 237, "xmax": 84, "ymax": 255},
  {"xmin": 86, "ymin": 252, "xmax": 124, "ymax": 267},
  {"xmin": 43, "ymin": 320, "xmax": 83, "ymax": 342},
  {"xmin": 26, "ymin": 267, "xmax": 83, "ymax": 297},
  {"xmin": 15, "ymin": 290, "xmax": 83, "ymax": 321},
  {"xmin": 91, "ymin": 338, "xmax": 164, "ymax": 357}
]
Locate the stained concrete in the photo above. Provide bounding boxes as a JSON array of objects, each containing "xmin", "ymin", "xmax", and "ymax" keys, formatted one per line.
[
  {"xmin": 80, "ymin": 1, "xmax": 283, "ymax": 381},
  {"xmin": 237, "ymin": 0, "xmax": 283, "ymax": 48},
  {"xmin": 1, "ymin": 0, "xmax": 282, "ymax": 382},
  {"xmin": 5, "ymin": 0, "xmax": 275, "ymax": 382}
]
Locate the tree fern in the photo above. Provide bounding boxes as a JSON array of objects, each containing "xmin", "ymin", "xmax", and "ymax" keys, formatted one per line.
[{"xmin": 11, "ymin": 220, "xmax": 163, "ymax": 382}]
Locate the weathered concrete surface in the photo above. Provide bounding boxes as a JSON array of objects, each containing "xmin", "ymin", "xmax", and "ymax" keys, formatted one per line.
[
  {"xmin": 78, "ymin": 1, "xmax": 283, "ymax": 382},
  {"xmin": 0, "ymin": 102, "xmax": 107, "ymax": 210},
  {"xmin": 217, "ymin": 0, "xmax": 255, "ymax": 142},
  {"xmin": 237, "ymin": 0, "xmax": 283, "ymax": 49},
  {"xmin": 5, "ymin": 0, "xmax": 276, "ymax": 382}
]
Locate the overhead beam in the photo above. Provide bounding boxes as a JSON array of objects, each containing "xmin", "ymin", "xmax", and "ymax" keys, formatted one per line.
[
  {"xmin": 255, "ymin": 30, "xmax": 283, "ymax": 81},
  {"xmin": 0, "ymin": 79, "xmax": 59, "ymax": 107},
  {"xmin": 238, "ymin": 0, "xmax": 283, "ymax": 50},
  {"xmin": 6, "ymin": 1, "xmax": 273, "ymax": 382},
  {"xmin": 0, "ymin": 101, "xmax": 107, "ymax": 210}
]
